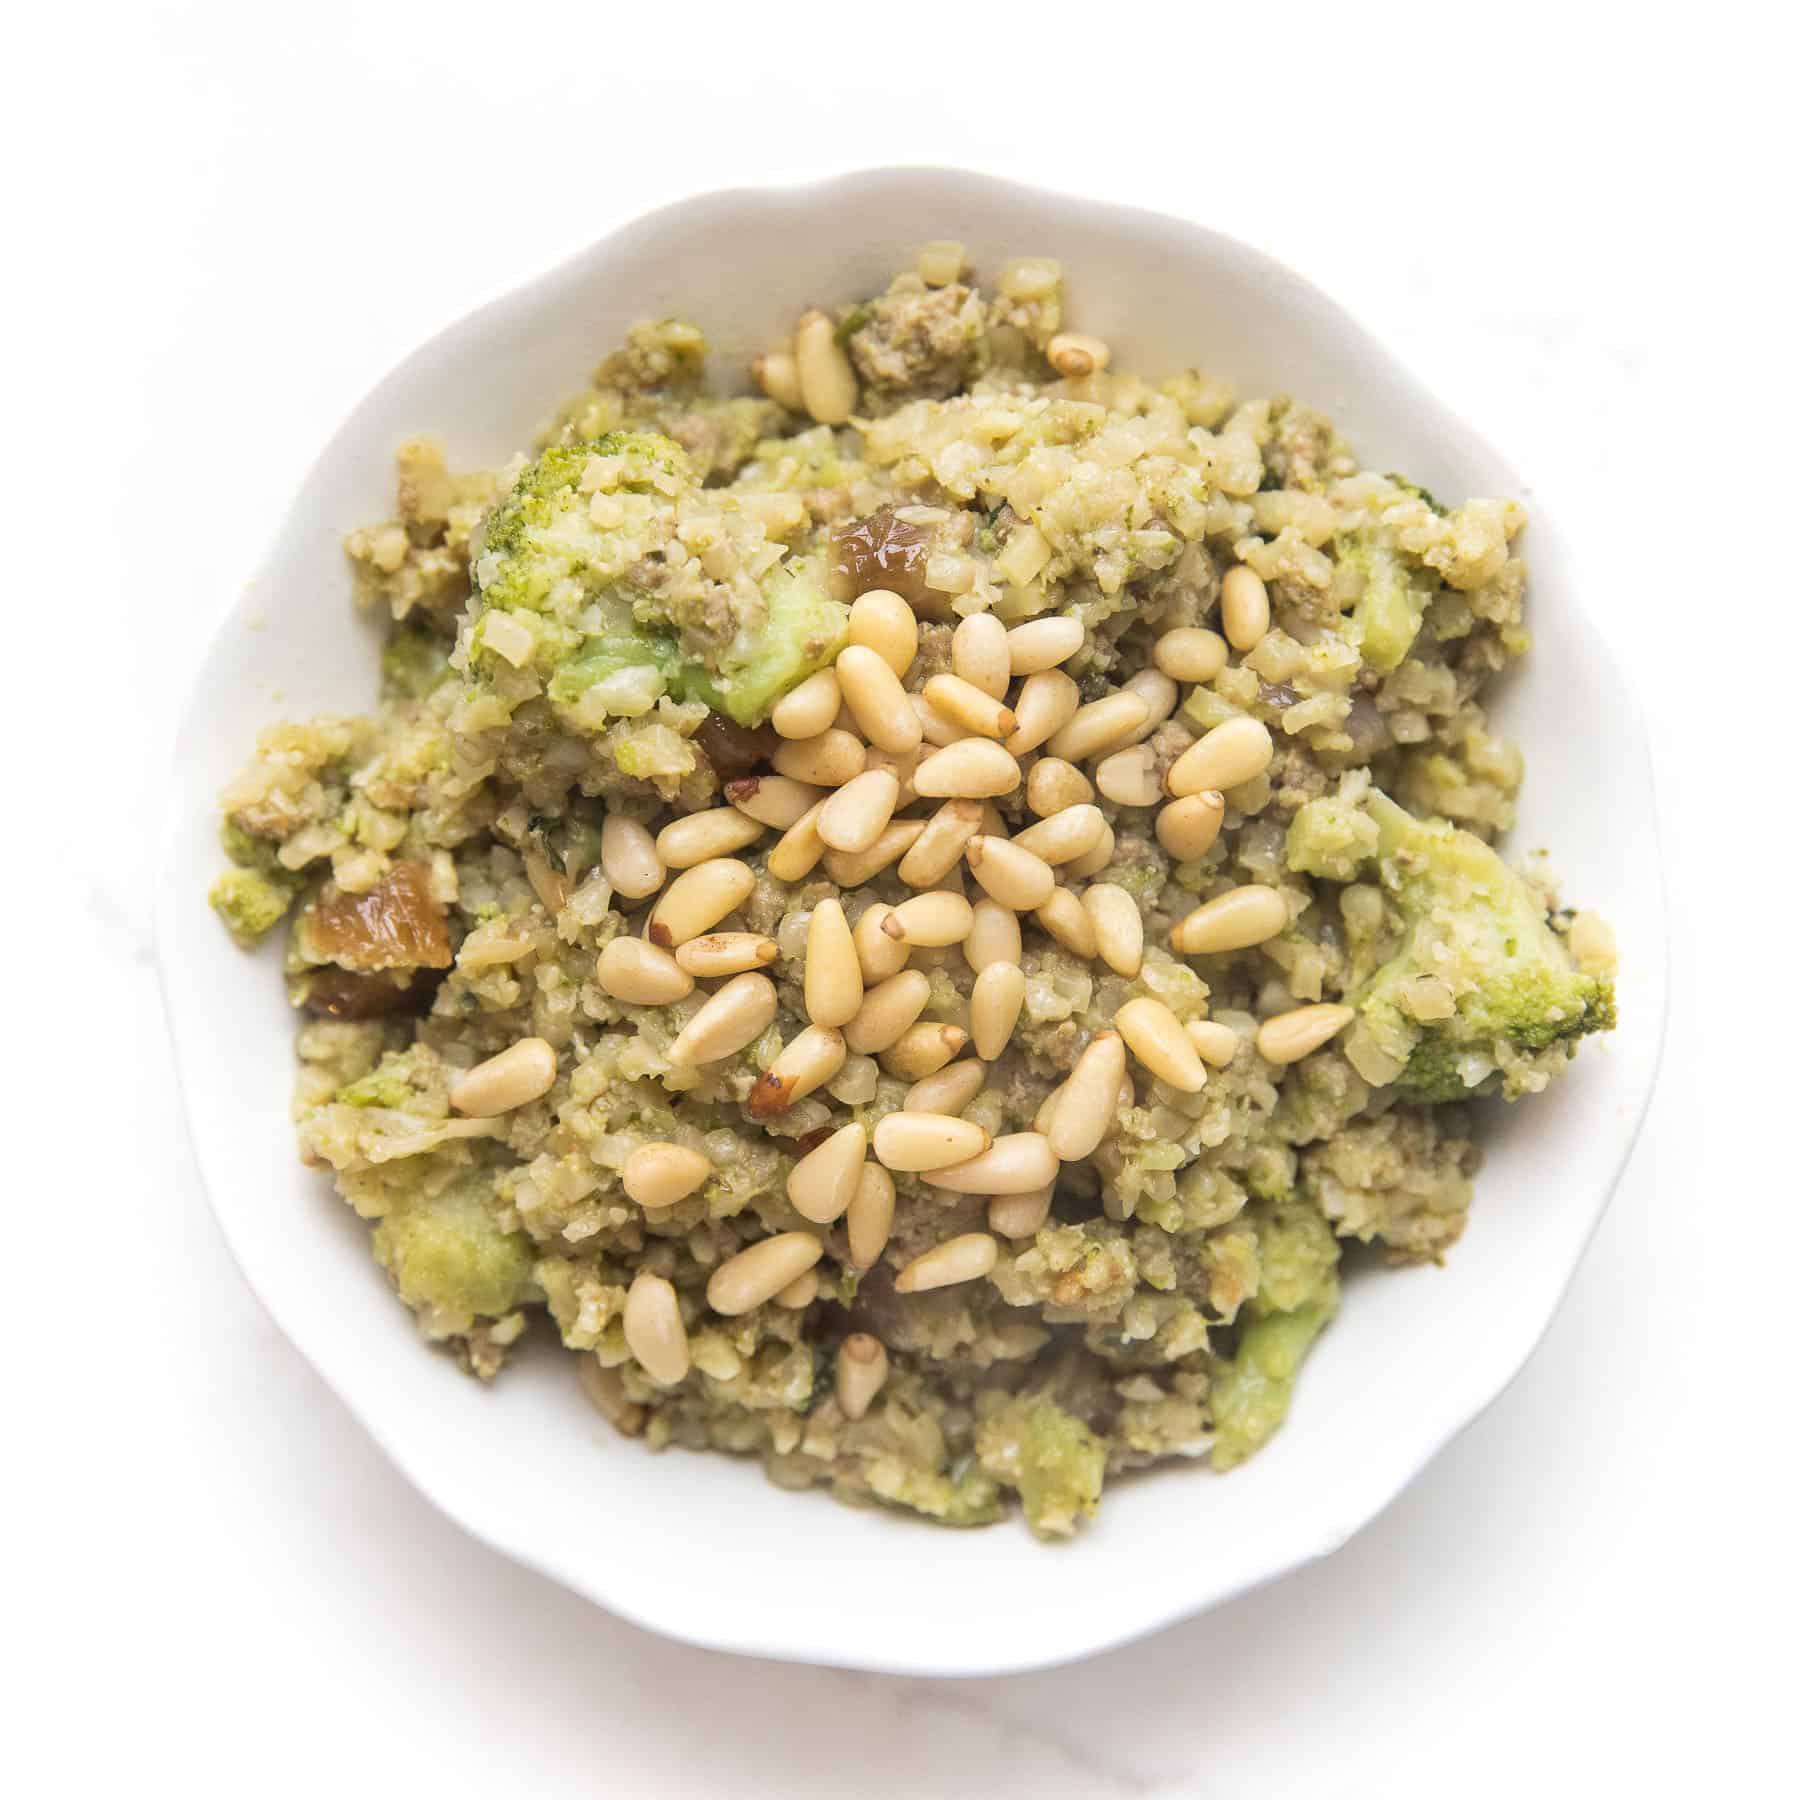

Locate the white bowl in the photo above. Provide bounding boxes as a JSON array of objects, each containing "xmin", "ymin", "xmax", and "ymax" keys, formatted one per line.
[{"xmin": 156, "ymin": 169, "xmax": 1667, "ymax": 1677}]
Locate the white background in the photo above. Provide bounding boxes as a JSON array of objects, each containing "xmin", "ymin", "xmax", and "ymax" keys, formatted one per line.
[{"xmin": 7, "ymin": 4, "xmax": 1790, "ymax": 1794}]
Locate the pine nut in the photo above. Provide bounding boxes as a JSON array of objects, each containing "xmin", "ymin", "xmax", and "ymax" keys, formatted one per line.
[
  {"xmin": 578, "ymin": 1358, "xmax": 645, "ymax": 1436},
  {"xmin": 817, "ymin": 768, "xmax": 901, "ymax": 854},
  {"xmin": 751, "ymin": 348, "xmax": 803, "ymax": 411},
  {"xmin": 1256, "ymin": 1003, "xmax": 1355, "ymax": 1065},
  {"xmin": 882, "ymin": 889, "xmax": 974, "ymax": 947},
  {"xmin": 898, "ymin": 798, "xmax": 984, "ymax": 887},
  {"xmin": 1083, "ymin": 884, "xmax": 1144, "ymax": 977},
  {"xmin": 1116, "ymin": 996, "xmax": 1208, "ymax": 1093},
  {"xmin": 655, "ymin": 807, "xmax": 765, "ymax": 869},
  {"xmin": 803, "ymin": 897, "xmax": 863, "ymax": 1028},
  {"xmin": 1047, "ymin": 331, "xmax": 1111, "ymax": 378},
  {"xmin": 1033, "ymin": 885, "xmax": 1097, "ymax": 958},
  {"xmin": 1118, "ymin": 668, "xmax": 1179, "ymax": 746},
  {"xmin": 675, "ymin": 931, "xmax": 779, "ymax": 977},
  {"xmin": 794, "ymin": 307, "xmax": 857, "ymax": 426},
  {"xmin": 1006, "ymin": 669, "xmax": 1081, "ymax": 756},
  {"xmin": 623, "ymin": 1271, "xmax": 690, "ymax": 1385},
  {"xmin": 836, "ymin": 645, "xmax": 923, "ymax": 754},
  {"xmin": 772, "ymin": 727, "xmax": 868, "ymax": 787},
  {"xmin": 848, "ymin": 589, "xmax": 917, "ymax": 676},
  {"xmin": 964, "ymin": 835, "xmax": 1055, "ymax": 910},
  {"xmin": 853, "ymin": 903, "xmax": 910, "ymax": 980},
  {"xmin": 835, "ymin": 1333, "xmax": 890, "ymax": 1420},
  {"xmin": 894, "ymin": 1231, "xmax": 1000, "ymax": 1293},
  {"xmin": 1166, "ymin": 716, "xmax": 1274, "ymax": 797},
  {"xmin": 1187, "ymin": 1019, "xmax": 1243, "ymax": 1066},
  {"xmin": 775, "ymin": 1270, "xmax": 819, "ymax": 1309},
  {"xmin": 951, "ymin": 612, "xmax": 1011, "ymax": 699},
  {"xmin": 597, "ymin": 937, "xmax": 694, "ymax": 1005},
  {"xmin": 964, "ymin": 898, "xmax": 1021, "ymax": 972},
  {"xmin": 667, "ymin": 972, "xmax": 779, "ymax": 1066},
  {"xmin": 748, "ymin": 1024, "xmax": 848, "ymax": 1117},
  {"xmin": 1153, "ymin": 626, "xmax": 1229, "ymax": 684},
  {"xmin": 449, "ymin": 1037, "xmax": 557, "ymax": 1116},
  {"xmin": 1026, "ymin": 757, "xmax": 1094, "ymax": 816},
  {"xmin": 725, "ymin": 774, "xmax": 825, "ymax": 829},
  {"xmin": 1220, "ymin": 563, "xmax": 1271, "ymax": 651},
  {"xmin": 913, "ymin": 738, "xmax": 1021, "ymax": 799},
  {"xmin": 879, "ymin": 1022, "xmax": 969, "ymax": 1080},
  {"xmin": 1006, "ymin": 616, "xmax": 1085, "ymax": 674},
  {"xmin": 842, "ymin": 969, "xmax": 932, "ymax": 1054},
  {"xmin": 707, "ymin": 1231, "xmax": 823, "ymax": 1315},
  {"xmin": 913, "ymin": 688, "xmax": 971, "ymax": 748},
  {"xmin": 1094, "ymin": 745, "xmax": 1162, "ymax": 807},
  {"xmin": 873, "ymin": 1111, "xmax": 993, "ymax": 1172},
  {"xmin": 822, "ymin": 818, "xmax": 925, "ymax": 885},
  {"xmin": 600, "ymin": 814, "xmax": 665, "ymax": 900},
  {"xmin": 771, "ymin": 667, "xmax": 842, "ymax": 740},
  {"xmin": 1045, "ymin": 691, "xmax": 1150, "ymax": 764},
  {"xmin": 1169, "ymin": 884, "xmax": 1289, "ymax": 954},
  {"xmin": 846, "ymin": 1164, "xmax": 896, "ymax": 1268},
  {"xmin": 1011, "ymin": 804, "xmax": 1106, "ymax": 866},
  {"xmin": 766, "ymin": 799, "xmax": 828, "ymax": 882},
  {"xmin": 970, "ymin": 960, "xmax": 1026, "ymax": 1060},
  {"xmin": 927, "ymin": 1133, "xmax": 1058, "ymax": 1195},
  {"xmin": 523, "ymin": 847, "xmax": 570, "ymax": 914},
  {"xmin": 905, "ymin": 1059, "xmax": 987, "ymax": 1115},
  {"xmin": 622, "ymin": 1141, "xmax": 712, "ymax": 1208},
  {"xmin": 788, "ymin": 1122, "xmax": 867, "ymax": 1223},
  {"xmin": 924, "ymin": 672, "xmax": 1015, "ymax": 739},
  {"xmin": 988, "ymin": 1185, "xmax": 1053, "ymax": 1239},
  {"xmin": 1045, "ymin": 1031, "xmax": 1125, "ymax": 1160},
  {"xmin": 648, "ymin": 857, "xmax": 756, "ymax": 948},
  {"xmin": 1157, "ymin": 791, "xmax": 1226, "ymax": 861},
  {"xmin": 1063, "ymin": 821, "xmax": 1116, "ymax": 880}
]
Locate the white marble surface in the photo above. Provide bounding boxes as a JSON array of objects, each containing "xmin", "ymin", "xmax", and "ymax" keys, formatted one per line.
[{"xmin": 11, "ymin": 5, "xmax": 1789, "ymax": 1793}]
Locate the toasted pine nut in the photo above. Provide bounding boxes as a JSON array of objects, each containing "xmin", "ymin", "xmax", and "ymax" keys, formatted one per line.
[
  {"xmin": 1187, "ymin": 1019, "xmax": 1243, "ymax": 1066},
  {"xmin": 775, "ymin": 1270, "xmax": 819, "ymax": 1309},
  {"xmin": 848, "ymin": 589, "xmax": 918, "ymax": 677},
  {"xmin": 1006, "ymin": 616, "xmax": 1085, "ymax": 674},
  {"xmin": 725, "ymin": 774, "xmax": 825, "ymax": 829},
  {"xmin": 822, "ymin": 818, "xmax": 925, "ymax": 886},
  {"xmin": 1166, "ymin": 716, "xmax": 1274, "ymax": 797},
  {"xmin": 600, "ymin": 814, "xmax": 665, "ymax": 900},
  {"xmin": 988, "ymin": 1185, "xmax": 1053, "ymax": 1239},
  {"xmin": 1062, "ymin": 821, "xmax": 1115, "ymax": 880},
  {"xmin": 1046, "ymin": 691, "xmax": 1150, "ymax": 763},
  {"xmin": 1157, "ymin": 791, "xmax": 1226, "ymax": 861},
  {"xmin": 1256, "ymin": 1003, "xmax": 1355, "ymax": 1065},
  {"xmin": 913, "ymin": 738, "xmax": 1022, "ymax": 799},
  {"xmin": 846, "ymin": 1164, "xmax": 896, "ymax": 1267},
  {"xmin": 1034, "ymin": 885, "xmax": 1097, "ymax": 958},
  {"xmin": 1118, "ymin": 668, "xmax": 1179, "ymax": 746},
  {"xmin": 879, "ymin": 1022, "xmax": 969, "ymax": 1081},
  {"xmin": 897, "ymin": 798, "xmax": 984, "ymax": 888},
  {"xmin": 882, "ymin": 888, "xmax": 974, "ymax": 947},
  {"xmin": 748, "ymin": 1024, "xmax": 847, "ymax": 1117},
  {"xmin": 1047, "ymin": 331, "xmax": 1111, "ymax": 378},
  {"xmin": 623, "ymin": 1271, "xmax": 690, "ymax": 1385},
  {"xmin": 969, "ymin": 960, "xmax": 1026, "ymax": 1060},
  {"xmin": 675, "ymin": 931, "xmax": 779, "ymax": 977},
  {"xmin": 1026, "ymin": 757, "xmax": 1094, "ymax": 816},
  {"xmin": 873, "ymin": 1110, "xmax": 993, "ymax": 1172},
  {"xmin": 842, "ymin": 969, "xmax": 932, "ymax": 1055},
  {"xmin": 1011, "ymin": 804, "xmax": 1107, "ymax": 866},
  {"xmin": 836, "ymin": 645, "xmax": 923, "ymax": 754},
  {"xmin": 597, "ymin": 937, "xmax": 694, "ymax": 1005},
  {"xmin": 752, "ymin": 348, "xmax": 803, "ymax": 411},
  {"xmin": 905, "ymin": 1059, "xmax": 987, "ymax": 1116},
  {"xmin": 771, "ymin": 667, "xmax": 842, "ymax": 740},
  {"xmin": 924, "ymin": 673, "xmax": 1015, "ymax": 740},
  {"xmin": 835, "ymin": 1332, "xmax": 890, "ymax": 1420},
  {"xmin": 912, "ymin": 688, "xmax": 971, "ymax": 748},
  {"xmin": 654, "ymin": 807, "xmax": 764, "ymax": 869},
  {"xmin": 648, "ymin": 857, "xmax": 756, "ymax": 948},
  {"xmin": 1169, "ymin": 884, "xmax": 1289, "ymax": 955},
  {"xmin": 667, "ymin": 972, "xmax": 779, "ymax": 1067},
  {"xmin": 765, "ymin": 799, "xmax": 828, "ymax": 882},
  {"xmin": 1048, "ymin": 1031, "xmax": 1127, "ymax": 1161},
  {"xmin": 951, "ymin": 613, "xmax": 1012, "ymax": 699},
  {"xmin": 623, "ymin": 1141, "xmax": 712, "ymax": 1208},
  {"xmin": 964, "ymin": 897, "xmax": 1021, "ymax": 972},
  {"xmin": 1116, "ymin": 996, "xmax": 1208, "ymax": 1093},
  {"xmin": 1083, "ymin": 884, "xmax": 1144, "ymax": 977},
  {"xmin": 578, "ymin": 1358, "xmax": 645, "ymax": 1436},
  {"xmin": 1220, "ymin": 563, "xmax": 1271, "ymax": 651},
  {"xmin": 449, "ymin": 1037, "xmax": 557, "ymax": 1116},
  {"xmin": 926, "ymin": 1133, "xmax": 1059, "ymax": 1195},
  {"xmin": 773, "ymin": 727, "xmax": 868, "ymax": 787},
  {"xmin": 852, "ymin": 902, "xmax": 910, "ymax": 980},
  {"xmin": 707, "ymin": 1231, "xmax": 823, "ymax": 1315},
  {"xmin": 894, "ymin": 1231, "xmax": 1000, "ymax": 1293},
  {"xmin": 788, "ymin": 1122, "xmax": 867, "ymax": 1223},
  {"xmin": 1094, "ymin": 745, "xmax": 1162, "ymax": 807},
  {"xmin": 1153, "ymin": 626, "xmax": 1229, "ymax": 684},
  {"xmin": 965, "ymin": 837, "xmax": 1056, "ymax": 913},
  {"xmin": 1006, "ymin": 669, "xmax": 1081, "ymax": 756},
  {"xmin": 804, "ymin": 897, "xmax": 863, "ymax": 1028},
  {"xmin": 817, "ymin": 768, "xmax": 901, "ymax": 854},
  {"xmin": 794, "ymin": 307, "xmax": 857, "ymax": 426}
]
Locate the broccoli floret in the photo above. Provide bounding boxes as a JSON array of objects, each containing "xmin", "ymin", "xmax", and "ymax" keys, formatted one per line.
[
  {"xmin": 209, "ymin": 866, "xmax": 298, "ymax": 946},
  {"xmin": 1209, "ymin": 1297, "xmax": 1335, "ymax": 1471},
  {"xmin": 1346, "ymin": 791, "xmax": 1615, "ymax": 1100},
  {"xmin": 1334, "ymin": 530, "xmax": 1438, "ymax": 672},
  {"xmin": 371, "ymin": 1181, "xmax": 536, "ymax": 1340},
  {"xmin": 977, "ymin": 1398, "xmax": 1106, "ymax": 1540}
]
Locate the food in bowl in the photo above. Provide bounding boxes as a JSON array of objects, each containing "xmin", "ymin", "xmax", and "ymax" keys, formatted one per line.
[{"xmin": 208, "ymin": 241, "xmax": 1617, "ymax": 1537}]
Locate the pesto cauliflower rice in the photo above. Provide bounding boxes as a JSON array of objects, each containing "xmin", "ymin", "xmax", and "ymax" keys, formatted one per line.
[{"xmin": 210, "ymin": 244, "xmax": 1617, "ymax": 1538}]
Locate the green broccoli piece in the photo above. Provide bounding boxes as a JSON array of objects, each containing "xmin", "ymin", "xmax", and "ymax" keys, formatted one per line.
[
  {"xmin": 371, "ymin": 1181, "xmax": 536, "ymax": 1339},
  {"xmin": 977, "ymin": 1398, "xmax": 1107, "ymax": 1539},
  {"xmin": 1335, "ymin": 531, "xmax": 1437, "ymax": 672},
  {"xmin": 1287, "ymin": 789, "xmax": 1381, "ymax": 881},
  {"xmin": 1209, "ymin": 1296, "xmax": 1336, "ymax": 1471},
  {"xmin": 209, "ymin": 866, "xmax": 298, "ymax": 946}
]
